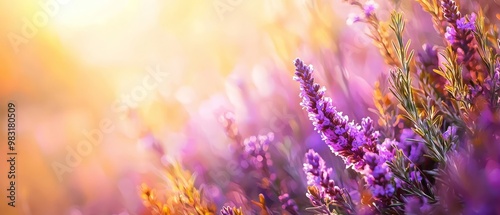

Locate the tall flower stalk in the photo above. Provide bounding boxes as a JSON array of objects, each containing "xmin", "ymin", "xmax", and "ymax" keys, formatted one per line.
[
  {"xmin": 294, "ymin": 59, "xmax": 378, "ymax": 170},
  {"xmin": 303, "ymin": 149, "xmax": 354, "ymax": 214},
  {"xmin": 294, "ymin": 58, "xmax": 396, "ymax": 209},
  {"xmin": 441, "ymin": 0, "xmax": 483, "ymax": 82}
]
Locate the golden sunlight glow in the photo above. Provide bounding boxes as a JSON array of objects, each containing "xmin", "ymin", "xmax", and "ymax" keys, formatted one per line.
[{"xmin": 53, "ymin": 0, "xmax": 137, "ymax": 28}]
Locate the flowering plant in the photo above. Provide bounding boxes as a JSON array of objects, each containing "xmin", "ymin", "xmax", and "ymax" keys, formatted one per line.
[{"xmin": 139, "ymin": 0, "xmax": 500, "ymax": 214}]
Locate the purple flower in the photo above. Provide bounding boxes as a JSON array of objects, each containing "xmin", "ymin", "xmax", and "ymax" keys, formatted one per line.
[
  {"xmin": 243, "ymin": 132, "xmax": 274, "ymax": 156},
  {"xmin": 443, "ymin": 126, "xmax": 458, "ymax": 140},
  {"xmin": 294, "ymin": 58, "xmax": 396, "ymax": 203},
  {"xmin": 441, "ymin": 2, "xmax": 478, "ymax": 71},
  {"xmin": 377, "ymin": 138, "xmax": 396, "ymax": 161},
  {"xmin": 363, "ymin": 0, "xmax": 378, "ymax": 16},
  {"xmin": 303, "ymin": 149, "xmax": 341, "ymax": 200},
  {"xmin": 243, "ymin": 132, "xmax": 274, "ymax": 178},
  {"xmin": 294, "ymin": 58, "xmax": 378, "ymax": 170},
  {"xmin": 457, "ymin": 13, "xmax": 476, "ymax": 31},
  {"xmin": 362, "ymin": 149, "xmax": 395, "ymax": 200},
  {"xmin": 417, "ymin": 44, "xmax": 439, "ymax": 71},
  {"xmin": 345, "ymin": 0, "xmax": 378, "ymax": 25},
  {"xmin": 347, "ymin": 13, "xmax": 362, "ymax": 25},
  {"xmin": 404, "ymin": 196, "xmax": 432, "ymax": 214},
  {"xmin": 441, "ymin": 3, "xmax": 481, "ymax": 77},
  {"xmin": 398, "ymin": 129, "xmax": 425, "ymax": 163},
  {"xmin": 445, "ymin": 26, "xmax": 457, "ymax": 43},
  {"xmin": 303, "ymin": 150, "xmax": 354, "ymax": 213},
  {"xmin": 416, "ymin": 44, "xmax": 447, "ymax": 89},
  {"xmin": 304, "ymin": 149, "xmax": 332, "ymax": 186},
  {"xmin": 362, "ymin": 117, "xmax": 381, "ymax": 150},
  {"xmin": 441, "ymin": 0, "xmax": 461, "ymax": 24},
  {"xmin": 278, "ymin": 193, "xmax": 299, "ymax": 215},
  {"xmin": 409, "ymin": 170, "xmax": 422, "ymax": 182}
]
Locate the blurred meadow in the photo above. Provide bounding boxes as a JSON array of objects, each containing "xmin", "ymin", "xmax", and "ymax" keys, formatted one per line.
[{"xmin": 1, "ymin": 0, "xmax": 500, "ymax": 215}]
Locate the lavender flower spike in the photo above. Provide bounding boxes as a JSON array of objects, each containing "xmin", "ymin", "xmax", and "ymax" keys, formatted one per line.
[
  {"xmin": 457, "ymin": 13, "xmax": 476, "ymax": 31},
  {"xmin": 243, "ymin": 132, "xmax": 275, "ymax": 179},
  {"xmin": 362, "ymin": 139, "xmax": 397, "ymax": 200},
  {"xmin": 293, "ymin": 58, "xmax": 378, "ymax": 170},
  {"xmin": 278, "ymin": 193, "xmax": 299, "ymax": 215},
  {"xmin": 303, "ymin": 149, "xmax": 353, "ymax": 213},
  {"xmin": 303, "ymin": 149, "xmax": 341, "ymax": 200},
  {"xmin": 294, "ymin": 58, "xmax": 395, "ymax": 203},
  {"xmin": 442, "ymin": 1, "xmax": 479, "ymax": 77},
  {"xmin": 441, "ymin": 0, "xmax": 461, "ymax": 25}
]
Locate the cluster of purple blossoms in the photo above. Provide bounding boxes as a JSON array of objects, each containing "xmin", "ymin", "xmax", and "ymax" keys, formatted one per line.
[
  {"xmin": 416, "ymin": 44, "xmax": 450, "ymax": 94},
  {"xmin": 404, "ymin": 196, "xmax": 432, "ymax": 214},
  {"xmin": 278, "ymin": 193, "xmax": 299, "ymax": 215},
  {"xmin": 345, "ymin": 0, "xmax": 378, "ymax": 25},
  {"xmin": 456, "ymin": 13, "xmax": 476, "ymax": 31},
  {"xmin": 442, "ymin": 0, "xmax": 478, "ymax": 72},
  {"xmin": 243, "ymin": 132, "xmax": 275, "ymax": 178},
  {"xmin": 294, "ymin": 58, "xmax": 396, "ymax": 202},
  {"xmin": 443, "ymin": 125, "xmax": 458, "ymax": 140},
  {"xmin": 392, "ymin": 130, "xmax": 426, "ymax": 189},
  {"xmin": 219, "ymin": 111, "xmax": 255, "ymax": 171},
  {"xmin": 363, "ymin": 0, "xmax": 378, "ymax": 16},
  {"xmin": 303, "ymin": 149, "xmax": 353, "ymax": 213},
  {"xmin": 303, "ymin": 149, "xmax": 342, "ymax": 200},
  {"xmin": 441, "ymin": 0, "xmax": 461, "ymax": 24},
  {"xmin": 445, "ymin": 13, "xmax": 476, "ymax": 42},
  {"xmin": 398, "ymin": 129, "xmax": 425, "ymax": 164},
  {"xmin": 444, "ymin": 27, "xmax": 457, "ymax": 44},
  {"xmin": 363, "ymin": 152, "xmax": 394, "ymax": 199},
  {"xmin": 417, "ymin": 44, "xmax": 439, "ymax": 73},
  {"xmin": 294, "ymin": 58, "xmax": 377, "ymax": 170},
  {"xmin": 362, "ymin": 139, "xmax": 397, "ymax": 200}
]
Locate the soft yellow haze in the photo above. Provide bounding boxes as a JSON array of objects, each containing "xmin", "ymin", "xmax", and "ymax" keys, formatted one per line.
[{"xmin": 0, "ymin": 0, "xmax": 359, "ymax": 214}]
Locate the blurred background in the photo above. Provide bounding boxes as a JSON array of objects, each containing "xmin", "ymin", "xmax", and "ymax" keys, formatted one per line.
[{"xmin": 1, "ymin": 0, "xmax": 498, "ymax": 214}]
